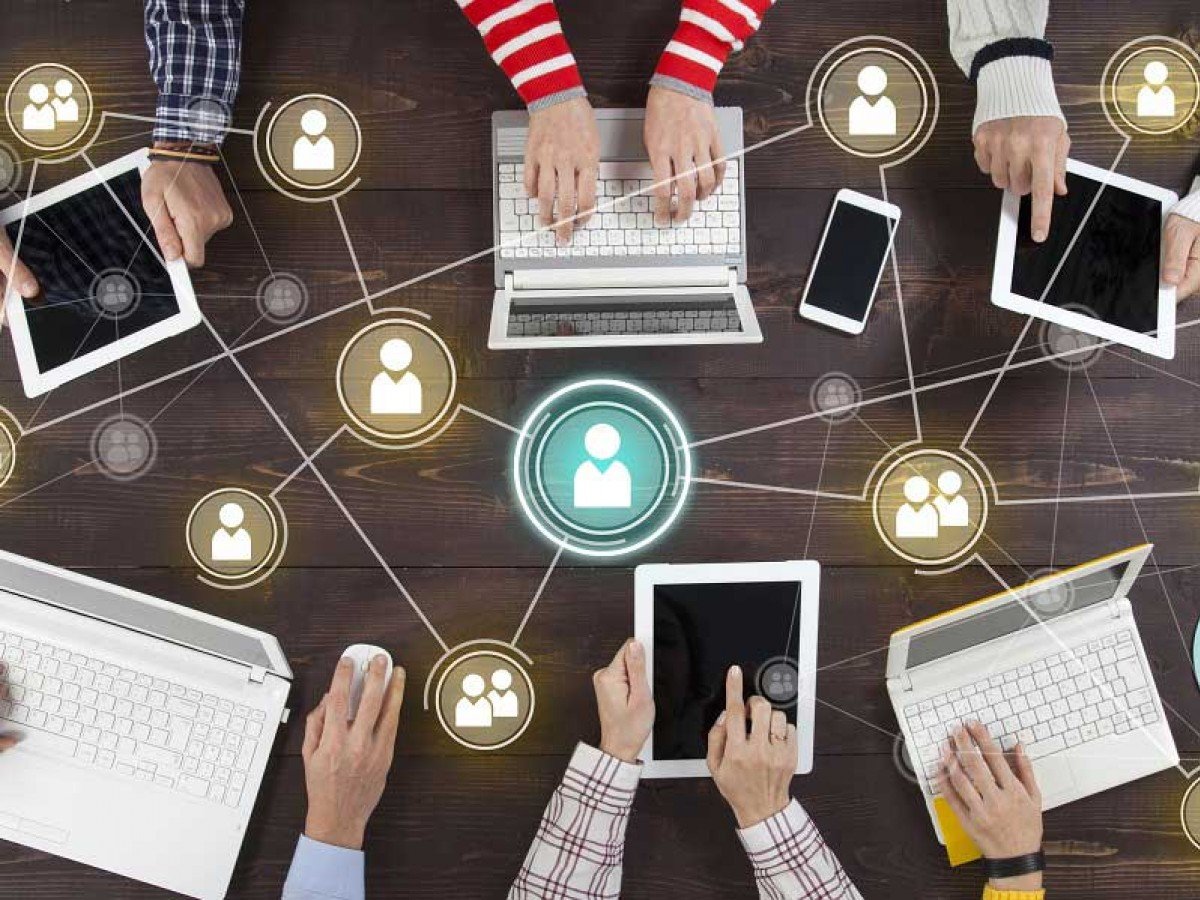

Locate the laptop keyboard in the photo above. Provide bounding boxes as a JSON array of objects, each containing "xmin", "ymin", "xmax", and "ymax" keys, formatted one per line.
[
  {"xmin": 0, "ymin": 629, "xmax": 267, "ymax": 809},
  {"xmin": 905, "ymin": 630, "xmax": 1157, "ymax": 783},
  {"xmin": 507, "ymin": 298, "xmax": 743, "ymax": 338},
  {"xmin": 497, "ymin": 160, "xmax": 742, "ymax": 259}
]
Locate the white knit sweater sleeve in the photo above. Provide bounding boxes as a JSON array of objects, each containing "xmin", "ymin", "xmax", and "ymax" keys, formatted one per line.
[{"xmin": 947, "ymin": 0, "xmax": 1065, "ymax": 133}]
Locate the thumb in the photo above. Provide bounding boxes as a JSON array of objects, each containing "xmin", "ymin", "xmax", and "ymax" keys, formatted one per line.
[
  {"xmin": 142, "ymin": 182, "xmax": 183, "ymax": 263},
  {"xmin": 0, "ymin": 237, "xmax": 37, "ymax": 299},
  {"xmin": 706, "ymin": 711, "xmax": 728, "ymax": 775},
  {"xmin": 625, "ymin": 639, "xmax": 649, "ymax": 698}
]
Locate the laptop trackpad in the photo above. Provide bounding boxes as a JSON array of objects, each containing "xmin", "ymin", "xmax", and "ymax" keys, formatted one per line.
[{"xmin": 1035, "ymin": 755, "xmax": 1077, "ymax": 805}]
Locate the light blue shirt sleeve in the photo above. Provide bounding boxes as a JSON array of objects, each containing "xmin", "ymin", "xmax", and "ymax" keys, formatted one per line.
[{"xmin": 281, "ymin": 835, "xmax": 365, "ymax": 900}]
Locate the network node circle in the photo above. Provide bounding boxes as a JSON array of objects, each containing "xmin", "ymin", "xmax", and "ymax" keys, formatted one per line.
[
  {"xmin": 1040, "ymin": 307, "xmax": 1103, "ymax": 372},
  {"xmin": 1103, "ymin": 37, "xmax": 1200, "ymax": 138},
  {"xmin": 812, "ymin": 38, "xmax": 936, "ymax": 161},
  {"xmin": 256, "ymin": 272, "xmax": 309, "ymax": 324},
  {"xmin": 184, "ymin": 97, "xmax": 232, "ymax": 144},
  {"xmin": 755, "ymin": 656, "xmax": 800, "ymax": 709},
  {"xmin": 0, "ymin": 412, "xmax": 16, "ymax": 491},
  {"xmin": 89, "ymin": 269, "xmax": 141, "ymax": 320},
  {"xmin": 1183, "ymin": 777, "xmax": 1200, "ymax": 851},
  {"xmin": 91, "ymin": 413, "xmax": 157, "ymax": 481},
  {"xmin": 1025, "ymin": 567, "xmax": 1077, "ymax": 617},
  {"xmin": 264, "ymin": 94, "xmax": 362, "ymax": 192},
  {"xmin": 336, "ymin": 317, "xmax": 458, "ymax": 449},
  {"xmin": 892, "ymin": 733, "xmax": 920, "ymax": 786},
  {"xmin": 871, "ymin": 447, "xmax": 989, "ymax": 567},
  {"xmin": 513, "ymin": 379, "xmax": 692, "ymax": 558},
  {"xmin": 810, "ymin": 372, "xmax": 861, "ymax": 423},
  {"xmin": 0, "ymin": 140, "xmax": 21, "ymax": 193},
  {"xmin": 5, "ymin": 63, "xmax": 94, "ymax": 153},
  {"xmin": 185, "ymin": 487, "xmax": 286, "ymax": 586},
  {"xmin": 431, "ymin": 646, "xmax": 535, "ymax": 751}
]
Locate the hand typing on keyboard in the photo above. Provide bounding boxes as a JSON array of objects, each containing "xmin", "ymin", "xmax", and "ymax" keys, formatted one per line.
[
  {"xmin": 936, "ymin": 722, "xmax": 1044, "ymax": 892},
  {"xmin": 301, "ymin": 654, "xmax": 406, "ymax": 851},
  {"xmin": 525, "ymin": 97, "xmax": 600, "ymax": 245},
  {"xmin": 644, "ymin": 86, "xmax": 727, "ymax": 225},
  {"xmin": 0, "ymin": 664, "xmax": 17, "ymax": 751}
]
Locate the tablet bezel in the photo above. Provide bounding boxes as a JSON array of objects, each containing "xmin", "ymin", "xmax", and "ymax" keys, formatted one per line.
[
  {"xmin": 991, "ymin": 157, "xmax": 1178, "ymax": 360},
  {"xmin": 634, "ymin": 560, "xmax": 820, "ymax": 779},
  {"xmin": 0, "ymin": 148, "xmax": 201, "ymax": 397}
]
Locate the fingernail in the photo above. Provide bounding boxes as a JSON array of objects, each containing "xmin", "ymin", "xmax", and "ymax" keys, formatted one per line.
[
  {"xmin": 629, "ymin": 640, "xmax": 643, "ymax": 658},
  {"xmin": 716, "ymin": 711, "xmax": 727, "ymax": 725},
  {"xmin": 338, "ymin": 657, "xmax": 353, "ymax": 669},
  {"xmin": 1033, "ymin": 228, "xmax": 1046, "ymax": 242},
  {"xmin": 730, "ymin": 665, "xmax": 742, "ymax": 679},
  {"xmin": 371, "ymin": 654, "xmax": 386, "ymax": 669},
  {"xmin": 20, "ymin": 280, "xmax": 36, "ymax": 296}
]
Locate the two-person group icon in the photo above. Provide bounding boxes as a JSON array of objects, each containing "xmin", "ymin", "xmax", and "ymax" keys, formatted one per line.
[
  {"xmin": 22, "ymin": 78, "xmax": 78, "ymax": 132},
  {"xmin": 895, "ymin": 470, "xmax": 969, "ymax": 539},
  {"xmin": 454, "ymin": 668, "xmax": 520, "ymax": 729}
]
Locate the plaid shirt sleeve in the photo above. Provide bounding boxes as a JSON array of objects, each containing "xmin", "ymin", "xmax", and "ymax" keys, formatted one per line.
[
  {"xmin": 508, "ymin": 743, "xmax": 641, "ymax": 899},
  {"xmin": 143, "ymin": 0, "xmax": 245, "ymax": 144},
  {"xmin": 737, "ymin": 800, "xmax": 864, "ymax": 900}
]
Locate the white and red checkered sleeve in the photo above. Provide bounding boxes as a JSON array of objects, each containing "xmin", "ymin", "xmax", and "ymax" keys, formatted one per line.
[
  {"xmin": 651, "ymin": 0, "xmax": 776, "ymax": 102},
  {"xmin": 508, "ymin": 743, "xmax": 641, "ymax": 900},
  {"xmin": 737, "ymin": 800, "xmax": 864, "ymax": 900},
  {"xmin": 456, "ymin": 0, "xmax": 586, "ymax": 110}
]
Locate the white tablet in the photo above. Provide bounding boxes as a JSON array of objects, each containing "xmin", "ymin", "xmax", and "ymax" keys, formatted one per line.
[
  {"xmin": 1, "ymin": 149, "xmax": 201, "ymax": 397},
  {"xmin": 634, "ymin": 560, "xmax": 820, "ymax": 779},
  {"xmin": 992, "ymin": 158, "xmax": 1178, "ymax": 360}
]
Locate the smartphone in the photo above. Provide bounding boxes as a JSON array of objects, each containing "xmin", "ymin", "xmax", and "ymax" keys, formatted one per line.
[{"xmin": 798, "ymin": 188, "xmax": 901, "ymax": 335}]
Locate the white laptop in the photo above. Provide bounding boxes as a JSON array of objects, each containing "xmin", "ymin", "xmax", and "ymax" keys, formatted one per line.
[
  {"xmin": 886, "ymin": 545, "xmax": 1178, "ymax": 857},
  {"xmin": 489, "ymin": 108, "xmax": 762, "ymax": 349},
  {"xmin": 0, "ymin": 549, "xmax": 291, "ymax": 899}
]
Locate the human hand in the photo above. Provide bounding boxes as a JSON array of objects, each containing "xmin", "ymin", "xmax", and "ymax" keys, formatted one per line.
[
  {"xmin": 936, "ymin": 721, "xmax": 1044, "ymax": 891},
  {"xmin": 1, "ymin": 665, "xmax": 21, "ymax": 750},
  {"xmin": 0, "ymin": 228, "xmax": 38, "ymax": 301},
  {"xmin": 973, "ymin": 116, "xmax": 1069, "ymax": 242},
  {"xmin": 141, "ymin": 156, "xmax": 233, "ymax": 268},
  {"xmin": 1163, "ymin": 212, "xmax": 1200, "ymax": 302},
  {"xmin": 593, "ymin": 638, "xmax": 655, "ymax": 763},
  {"xmin": 644, "ymin": 86, "xmax": 725, "ymax": 226},
  {"xmin": 706, "ymin": 665, "xmax": 796, "ymax": 829},
  {"xmin": 525, "ymin": 97, "xmax": 599, "ymax": 245},
  {"xmin": 302, "ymin": 654, "xmax": 406, "ymax": 850}
]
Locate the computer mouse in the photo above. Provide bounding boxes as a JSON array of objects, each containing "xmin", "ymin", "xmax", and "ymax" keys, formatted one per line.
[{"xmin": 341, "ymin": 645, "xmax": 393, "ymax": 721}]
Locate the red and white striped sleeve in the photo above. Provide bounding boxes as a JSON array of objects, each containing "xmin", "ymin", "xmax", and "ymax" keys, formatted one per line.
[
  {"xmin": 652, "ymin": 0, "xmax": 776, "ymax": 100},
  {"xmin": 456, "ymin": 0, "xmax": 586, "ymax": 110}
]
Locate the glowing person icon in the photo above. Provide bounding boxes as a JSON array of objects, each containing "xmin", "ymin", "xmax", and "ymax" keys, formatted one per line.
[
  {"xmin": 895, "ymin": 475, "xmax": 939, "ymax": 539},
  {"xmin": 1136, "ymin": 60, "xmax": 1176, "ymax": 118},
  {"xmin": 22, "ymin": 83, "xmax": 56, "ymax": 132},
  {"xmin": 848, "ymin": 64, "xmax": 897, "ymax": 137},
  {"xmin": 292, "ymin": 108, "xmax": 336, "ymax": 171},
  {"xmin": 369, "ymin": 338, "xmax": 423, "ymax": 415},
  {"xmin": 454, "ymin": 673, "xmax": 493, "ymax": 728},
  {"xmin": 487, "ymin": 668, "xmax": 520, "ymax": 719},
  {"xmin": 51, "ymin": 78, "xmax": 79, "ymax": 122},
  {"xmin": 933, "ymin": 470, "xmax": 969, "ymax": 527},
  {"xmin": 573, "ymin": 422, "xmax": 632, "ymax": 509},
  {"xmin": 210, "ymin": 502, "xmax": 253, "ymax": 562}
]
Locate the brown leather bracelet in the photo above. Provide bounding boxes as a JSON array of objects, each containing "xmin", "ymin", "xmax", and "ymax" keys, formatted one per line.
[{"xmin": 148, "ymin": 142, "xmax": 220, "ymax": 165}]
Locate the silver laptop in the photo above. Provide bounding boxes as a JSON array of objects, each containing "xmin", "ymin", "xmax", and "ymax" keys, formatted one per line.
[
  {"xmin": 0, "ymin": 549, "xmax": 291, "ymax": 899},
  {"xmin": 887, "ymin": 544, "xmax": 1178, "ymax": 848},
  {"xmin": 489, "ymin": 108, "xmax": 762, "ymax": 349}
]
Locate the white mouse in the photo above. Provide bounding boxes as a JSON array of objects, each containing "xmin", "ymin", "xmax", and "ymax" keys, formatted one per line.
[{"xmin": 341, "ymin": 645, "xmax": 393, "ymax": 721}]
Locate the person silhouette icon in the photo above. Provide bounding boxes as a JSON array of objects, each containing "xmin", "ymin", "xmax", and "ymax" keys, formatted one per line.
[
  {"xmin": 848, "ymin": 64, "xmax": 897, "ymax": 137},
  {"xmin": 22, "ymin": 83, "xmax": 56, "ymax": 132},
  {"xmin": 292, "ymin": 109, "xmax": 336, "ymax": 171},
  {"xmin": 454, "ymin": 673, "xmax": 493, "ymax": 728},
  {"xmin": 369, "ymin": 338, "xmax": 423, "ymax": 415},
  {"xmin": 1136, "ymin": 60, "xmax": 1176, "ymax": 118},
  {"xmin": 487, "ymin": 668, "xmax": 520, "ymax": 718},
  {"xmin": 933, "ymin": 470, "xmax": 970, "ymax": 527},
  {"xmin": 573, "ymin": 423, "xmax": 632, "ymax": 509},
  {"xmin": 895, "ymin": 475, "xmax": 939, "ymax": 538},
  {"xmin": 51, "ymin": 78, "xmax": 79, "ymax": 122},
  {"xmin": 210, "ymin": 502, "xmax": 253, "ymax": 562}
]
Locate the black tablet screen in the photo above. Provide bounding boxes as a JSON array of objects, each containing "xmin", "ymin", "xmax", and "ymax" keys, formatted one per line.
[
  {"xmin": 4, "ymin": 169, "xmax": 180, "ymax": 374},
  {"xmin": 1012, "ymin": 172, "xmax": 1163, "ymax": 335},
  {"xmin": 653, "ymin": 580, "xmax": 802, "ymax": 761}
]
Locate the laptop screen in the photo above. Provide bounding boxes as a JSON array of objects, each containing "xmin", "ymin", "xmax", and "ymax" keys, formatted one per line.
[{"xmin": 907, "ymin": 562, "xmax": 1128, "ymax": 669}]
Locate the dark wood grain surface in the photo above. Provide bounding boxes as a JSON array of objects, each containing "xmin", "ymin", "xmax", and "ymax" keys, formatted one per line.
[{"xmin": 3, "ymin": 1, "xmax": 1200, "ymax": 897}]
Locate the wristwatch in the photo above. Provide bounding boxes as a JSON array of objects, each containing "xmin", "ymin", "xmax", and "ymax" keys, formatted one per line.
[{"xmin": 983, "ymin": 849, "xmax": 1045, "ymax": 879}]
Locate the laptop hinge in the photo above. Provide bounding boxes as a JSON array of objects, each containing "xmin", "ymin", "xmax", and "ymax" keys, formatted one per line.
[
  {"xmin": 511, "ymin": 265, "xmax": 731, "ymax": 291},
  {"xmin": 1107, "ymin": 597, "xmax": 1124, "ymax": 619},
  {"xmin": 248, "ymin": 665, "xmax": 267, "ymax": 684},
  {"xmin": 900, "ymin": 671, "xmax": 914, "ymax": 692}
]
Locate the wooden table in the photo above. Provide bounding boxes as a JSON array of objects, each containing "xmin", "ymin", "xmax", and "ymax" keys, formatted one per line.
[{"xmin": 2, "ymin": 1, "xmax": 1200, "ymax": 897}]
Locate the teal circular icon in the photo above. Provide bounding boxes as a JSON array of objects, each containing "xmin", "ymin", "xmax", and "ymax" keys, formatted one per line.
[{"xmin": 514, "ymin": 379, "xmax": 692, "ymax": 557}]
